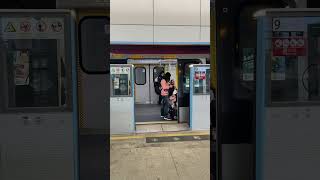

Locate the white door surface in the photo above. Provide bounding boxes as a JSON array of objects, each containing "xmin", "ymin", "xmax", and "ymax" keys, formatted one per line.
[{"xmin": 134, "ymin": 65, "xmax": 150, "ymax": 104}]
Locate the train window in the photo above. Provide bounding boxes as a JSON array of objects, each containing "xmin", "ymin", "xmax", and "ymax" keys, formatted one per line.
[
  {"xmin": 3, "ymin": 39, "xmax": 68, "ymax": 108},
  {"xmin": 135, "ymin": 67, "xmax": 146, "ymax": 85},
  {"xmin": 79, "ymin": 17, "xmax": 109, "ymax": 74},
  {"xmin": 153, "ymin": 66, "xmax": 164, "ymax": 82}
]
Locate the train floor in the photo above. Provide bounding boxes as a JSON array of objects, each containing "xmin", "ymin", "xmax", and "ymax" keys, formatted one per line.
[
  {"xmin": 110, "ymin": 131, "xmax": 210, "ymax": 180},
  {"xmin": 135, "ymin": 104, "xmax": 175, "ymax": 123}
]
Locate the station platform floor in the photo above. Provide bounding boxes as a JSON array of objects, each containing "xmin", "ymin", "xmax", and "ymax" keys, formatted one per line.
[
  {"xmin": 110, "ymin": 130, "xmax": 210, "ymax": 180},
  {"xmin": 78, "ymin": 129, "xmax": 212, "ymax": 180}
]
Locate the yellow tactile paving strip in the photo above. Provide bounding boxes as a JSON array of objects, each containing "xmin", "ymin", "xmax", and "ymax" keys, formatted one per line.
[{"xmin": 111, "ymin": 130, "xmax": 210, "ymax": 141}]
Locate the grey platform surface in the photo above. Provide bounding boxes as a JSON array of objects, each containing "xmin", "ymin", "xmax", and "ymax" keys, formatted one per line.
[{"xmin": 110, "ymin": 137, "xmax": 210, "ymax": 180}]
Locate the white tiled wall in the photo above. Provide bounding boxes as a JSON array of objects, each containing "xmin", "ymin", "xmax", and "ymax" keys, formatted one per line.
[
  {"xmin": 154, "ymin": 0, "xmax": 200, "ymax": 26},
  {"xmin": 110, "ymin": 0, "xmax": 210, "ymax": 44},
  {"xmin": 200, "ymin": 26, "xmax": 210, "ymax": 42},
  {"xmin": 111, "ymin": 0, "xmax": 153, "ymax": 25},
  {"xmin": 201, "ymin": 0, "xmax": 210, "ymax": 26},
  {"xmin": 110, "ymin": 25, "xmax": 153, "ymax": 43},
  {"xmin": 154, "ymin": 26, "xmax": 200, "ymax": 43}
]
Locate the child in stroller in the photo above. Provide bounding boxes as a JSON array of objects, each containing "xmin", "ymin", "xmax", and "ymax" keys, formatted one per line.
[{"xmin": 168, "ymin": 80, "xmax": 178, "ymax": 120}]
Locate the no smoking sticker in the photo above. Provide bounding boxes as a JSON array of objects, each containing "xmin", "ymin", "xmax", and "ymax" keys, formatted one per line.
[{"xmin": 20, "ymin": 21, "xmax": 31, "ymax": 32}]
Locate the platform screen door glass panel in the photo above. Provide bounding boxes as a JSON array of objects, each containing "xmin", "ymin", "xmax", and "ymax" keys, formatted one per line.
[
  {"xmin": 111, "ymin": 66, "xmax": 131, "ymax": 97},
  {"xmin": 153, "ymin": 66, "xmax": 164, "ymax": 82},
  {"xmin": 0, "ymin": 16, "xmax": 67, "ymax": 108},
  {"xmin": 183, "ymin": 63, "xmax": 191, "ymax": 93},
  {"xmin": 269, "ymin": 24, "xmax": 320, "ymax": 103},
  {"xmin": 193, "ymin": 68, "xmax": 210, "ymax": 95}
]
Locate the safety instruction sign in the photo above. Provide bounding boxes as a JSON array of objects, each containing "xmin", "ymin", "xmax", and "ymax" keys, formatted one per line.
[
  {"xmin": 272, "ymin": 36, "xmax": 305, "ymax": 56},
  {"xmin": 5, "ymin": 22, "xmax": 16, "ymax": 32},
  {"xmin": 1, "ymin": 17, "xmax": 64, "ymax": 39},
  {"xmin": 200, "ymin": 71, "xmax": 206, "ymax": 80},
  {"xmin": 111, "ymin": 67, "xmax": 130, "ymax": 74},
  {"xmin": 195, "ymin": 71, "xmax": 200, "ymax": 80},
  {"xmin": 271, "ymin": 56, "xmax": 286, "ymax": 80},
  {"xmin": 12, "ymin": 51, "xmax": 30, "ymax": 85},
  {"xmin": 114, "ymin": 77, "xmax": 120, "ymax": 89},
  {"xmin": 195, "ymin": 71, "xmax": 206, "ymax": 80},
  {"xmin": 242, "ymin": 48, "xmax": 255, "ymax": 81},
  {"xmin": 272, "ymin": 31, "xmax": 305, "ymax": 56}
]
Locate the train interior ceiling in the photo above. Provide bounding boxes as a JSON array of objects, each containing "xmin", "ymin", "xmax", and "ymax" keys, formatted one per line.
[{"xmin": 110, "ymin": 45, "xmax": 210, "ymax": 126}]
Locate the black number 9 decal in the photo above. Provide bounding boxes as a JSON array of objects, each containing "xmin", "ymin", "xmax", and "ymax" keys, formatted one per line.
[{"xmin": 274, "ymin": 19, "xmax": 280, "ymax": 30}]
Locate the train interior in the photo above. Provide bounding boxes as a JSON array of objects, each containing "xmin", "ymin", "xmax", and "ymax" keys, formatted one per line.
[{"xmin": 132, "ymin": 60, "xmax": 176, "ymax": 123}]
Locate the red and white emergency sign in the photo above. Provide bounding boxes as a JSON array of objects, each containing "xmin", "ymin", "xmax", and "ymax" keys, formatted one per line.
[
  {"xmin": 272, "ymin": 37, "xmax": 306, "ymax": 56},
  {"xmin": 195, "ymin": 71, "xmax": 206, "ymax": 80}
]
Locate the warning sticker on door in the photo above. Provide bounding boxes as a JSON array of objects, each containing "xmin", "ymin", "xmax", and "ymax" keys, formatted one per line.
[
  {"xmin": 114, "ymin": 77, "xmax": 120, "ymax": 89},
  {"xmin": 111, "ymin": 67, "xmax": 130, "ymax": 74},
  {"xmin": 1, "ymin": 17, "xmax": 64, "ymax": 39},
  {"xmin": 13, "ymin": 51, "xmax": 30, "ymax": 85},
  {"xmin": 200, "ymin": 71, "xmax": 206, "ymax": 80},
  {"xmin": 20, "ymin": 21, "xmax": 31, "ymax": 32},
  {"xmin": 4, "ymin": 22, "xmax": 16, "ymax": 32}
]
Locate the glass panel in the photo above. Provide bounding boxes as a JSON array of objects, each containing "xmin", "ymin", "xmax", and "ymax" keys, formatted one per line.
[
  {"xmin": 4, "ymin": 39, "xmax": 64, "ymax": 108},
  {"xmin": 270, "ymin": 25, "xmax": 320, "ymax": 103},
  {"xmin": 183, "ymin": 63, "xmax": 191, "ymax": 93},
  {"xmin": 135, "ymin": 67, "xmax": 146, "ymax": 85},
  {"xmin": 111, "ymin": 66, "xmax": 131, "ymax": 97},
  {"xmin": 153, "ymin": 66, "xmax": 164, "ymax": 82},
  {"xmin": 80, "ymin": 17, "xmax": 109, "ymax": 73},
  {"xmin": 270, "ymin": 56, "xmax": 299, "ymax": 102},
  {"xmin": 193, "ymin": 68, "xmax": 210, "ymax": 95}
]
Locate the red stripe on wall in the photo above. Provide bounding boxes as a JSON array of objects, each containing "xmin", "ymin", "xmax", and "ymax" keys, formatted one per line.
[{"xmin": 110, "ymin": 45, "xmax": 210, "ymax": 54}]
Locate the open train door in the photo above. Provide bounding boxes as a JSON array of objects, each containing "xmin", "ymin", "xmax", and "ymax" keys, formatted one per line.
[{"xmin": 177, "ymin": 59, "xmax": 202, "ymax": 123}]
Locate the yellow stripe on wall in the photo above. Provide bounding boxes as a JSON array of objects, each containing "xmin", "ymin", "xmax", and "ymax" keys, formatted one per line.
[{"xmin": 210, "ymin": 8, "xmax": 217, "ymax": 90}]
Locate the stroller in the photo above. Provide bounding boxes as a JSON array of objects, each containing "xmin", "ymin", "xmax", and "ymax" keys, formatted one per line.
[{"xmin": 168, "ymin": 89, "xmax": 178, "ymax": 120}]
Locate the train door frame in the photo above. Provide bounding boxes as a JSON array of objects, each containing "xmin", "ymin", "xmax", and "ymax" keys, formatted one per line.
[
  {"xmin": 76, "ymin": 13, "xmax": 109, "ymax": 180},
  {"xmin": 177, "ymin": 59, "xmax": 204, "ymax": 124},
  {"xmin": 215, "ymin": 1, "xmax": 296, "ymax": 179},
  {"xmin": 127, "ymin": 58, "xmax": 178, "ymax": 123}
]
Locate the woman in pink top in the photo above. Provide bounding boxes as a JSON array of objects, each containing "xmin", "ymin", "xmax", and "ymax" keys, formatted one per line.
[{"xmin": 160, "ymin": 72, "xmax": 171, "ymax": 120}]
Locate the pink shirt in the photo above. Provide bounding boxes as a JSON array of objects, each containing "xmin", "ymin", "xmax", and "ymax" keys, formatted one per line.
[{"xmin": 161, "ymin": 79, "xmax": 169, "ymax": 96}]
